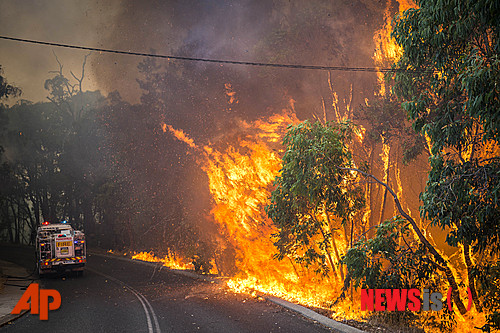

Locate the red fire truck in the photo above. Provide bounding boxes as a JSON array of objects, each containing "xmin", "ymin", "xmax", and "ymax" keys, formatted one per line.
[{"xmin": 36, "ymin": 221, "xmax": 86, "ymax": 277}]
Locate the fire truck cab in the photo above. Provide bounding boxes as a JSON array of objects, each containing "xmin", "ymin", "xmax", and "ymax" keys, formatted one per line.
[{"xmin": 36, "ymin": 221, "xmax": 86, "ymax": 277}]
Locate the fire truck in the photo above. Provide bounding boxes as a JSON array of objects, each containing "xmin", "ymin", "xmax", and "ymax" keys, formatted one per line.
[{"xmin": 36, "ymin": 221, "xmax": 86, "ymax": 277}]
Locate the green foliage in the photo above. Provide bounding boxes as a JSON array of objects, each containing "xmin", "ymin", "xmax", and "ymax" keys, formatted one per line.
[
  {"xmin": 475, "ymin": 261, "xmax": 500, "ymax": 330},
  {"xmin": 422, "ymin": 157, "xmax": 500, "ymax": 253},
  {"xmin": 343, "ymin": 217, "xmax": 434, "ymax": 290},
  {"xmin": 393, "ymin": 0, "xmax": 500, "ymax": 328},
  {"xmin": 0, "ymin": 65, "xmax": 21, "ymax": 100},
  {"xmin": 360, "ymin": 97, "xmax": 409, "ymax": 144},
  {"xmin": 343, "ymin": 217, "xmax": 455, "ymax": 330},
  {"xmin": 266, "ymin": 120, "xmax": 364, "ymax": 274},
  {"xmin": 392, "ymin": 0, "xmax": 499, "ymax": 152}
]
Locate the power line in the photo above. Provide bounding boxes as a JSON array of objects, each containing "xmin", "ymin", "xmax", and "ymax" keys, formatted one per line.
[{"xmin": 0, "ymin": 35, "xmax": 406, "ymax": 73}]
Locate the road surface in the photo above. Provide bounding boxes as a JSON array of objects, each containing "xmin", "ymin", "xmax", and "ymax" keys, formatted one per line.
[{"xmin": 0, "ymin": 245, "xmax": 333, "ymax": 333}]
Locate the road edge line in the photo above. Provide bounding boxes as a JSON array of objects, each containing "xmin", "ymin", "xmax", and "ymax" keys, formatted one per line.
[
  {"xmin": 90, "ymin": 251, "xmax": 365, "ymax": 333},
  {"xmin": 86, "ymin": 267, "xmax": 161, "ymax": 333}
]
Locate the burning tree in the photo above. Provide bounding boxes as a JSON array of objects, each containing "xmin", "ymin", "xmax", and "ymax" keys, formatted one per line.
[
  {"xmin": 269, "ymin": 0, "xmax": 500, "ymax": 330},
  {"xmin": 266, "ymin": 120, "xmax": 365, "ymax": 280},
  {"xmin": 392, "ymin": 0, "xmax": 500, "ymax": 329},
  {"xmin": 267, "ymin": 118, "xmax": 446, "ymax": 328}
]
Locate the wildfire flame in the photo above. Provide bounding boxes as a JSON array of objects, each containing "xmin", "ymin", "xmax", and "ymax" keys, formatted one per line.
[
  {"xmin": 159, "ymin": 101, "xmax": 359, "ymax": 311},
  {"xmin": 161, "ymin": 122, "xmax": 197, "ymax": 149},
  {"xmin": 136, "ymin": 1, "xmax": 492, "ymax": 330},
  {"xmin": 132, "ymin": 251, "xmax": 193, "ymax": 270},
  {"xmin": 373, "ymin": 0, "xmax": 416, "ymax": 96}
]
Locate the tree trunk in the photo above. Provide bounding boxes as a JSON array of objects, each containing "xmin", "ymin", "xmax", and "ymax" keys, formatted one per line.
[
  {"xmin": 31, "ymin": 193, "xmax": 40, "ymax": 227},
  {"xmin": 318, "ymin": 225, "xmax": 338, "ymax": 279},
  {"xmin": 82, "ymin": 192, "xmax": 95, "ymax": 234},
  {"xmin": 287, "ymin": 257, "xmax": 301, "ymax": 280},
  {"xmin": 378, "ymin": 143, "xmax": 391, "ymax": 225},
  {"xmin": 10, "ymin": 200, "xmax": 19, "ymax": 244},
  {"xmin": 463, "ymin": 244, "xmax": 481, "ymax": 312},
  {"xmin": 339, "ymin": 166, "xmax": 469, "ymax": 315},
  {"xmin": 3, "ymin": 202, "xmax": 14, "ymax": 243},
  {"xmin": 367, "ymin": 142, "xmax": 375, "ymax": 232},
  {"xmin": 324, "ymin": 210, "xmax": 345, "ymax": 281},
  {"xmin": 312, "ymin": 213, "xmax": 338, "ymax": 279}
]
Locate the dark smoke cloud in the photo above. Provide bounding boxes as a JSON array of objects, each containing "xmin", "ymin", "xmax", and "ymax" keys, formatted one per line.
[
  {"xmin": 91, "ymin": 0, "xmax": 386, "ymax": 120},
  {"xmin": 90, "ymin": 0, "xmax": 277, "ymax": 104},
  {"xmin": 1, "ymin": 0, "xmax": 392, "ymax": 256},
  {"xmin": 0, "ymin": 0, "xmax": 387, "ymax": 117}
]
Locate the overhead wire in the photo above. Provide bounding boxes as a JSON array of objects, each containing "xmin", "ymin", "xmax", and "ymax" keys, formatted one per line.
[{"xmin": 0, "ymin": 35, "xmax": 415, "ymax": 73}]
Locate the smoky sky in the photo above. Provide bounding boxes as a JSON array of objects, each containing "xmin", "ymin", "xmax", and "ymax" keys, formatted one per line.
[
  {"xmin": 99, "ymin": 0, "xmax": 389, "ymax": 133},
  {"xmin": 1, "ymin": 0, "xmax": 387, "ymax": 117},
  {"xmin": 90, "ymin": 0, "xmax": 281, "ymax": 104},
  {"xmin": 0, "ymin": 0, "xmax": 121, "ymax": 103},
  {"xmin": 1, "ymin": 0, "xmax": 429, "ymax": 256}
]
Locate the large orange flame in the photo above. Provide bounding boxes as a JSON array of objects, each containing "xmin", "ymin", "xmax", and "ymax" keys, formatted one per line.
[
  {"xmin": 373, "ymin": 0, "xmax": 416, "ymax": 96},
  {"xmin": 202, "ymin": 108, "xmax": 359, "ymax": 314},
  {"xmin": 135, "ymin": 1, "xmax": 492, "ymax": 330},
  {"xmin": 159, "ymin": 102, "xmax": 360, "ymax": 314}
]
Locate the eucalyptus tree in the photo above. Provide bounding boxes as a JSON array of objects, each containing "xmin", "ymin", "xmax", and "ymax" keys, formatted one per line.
[
  {"xmin": 391, "ymin": 0, "xmax": 499, "ymax": 328},
  {"xmin": 266, "ymin": 121, "xmax": 365, "ymax": 279}
]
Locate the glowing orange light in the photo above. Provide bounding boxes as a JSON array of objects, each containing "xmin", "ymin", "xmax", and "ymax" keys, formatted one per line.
[{"xmin": 161, "ymin": 122, "xmax": 197, "ymax": 149}]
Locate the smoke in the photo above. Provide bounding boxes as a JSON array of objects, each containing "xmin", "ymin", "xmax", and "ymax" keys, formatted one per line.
[
  {"xmin": 90, "ymin": 0, "xmax": 386, "ymax": 118},
  {"xmin": 1, "ymin": 0, "xmax": 394, "ymax": 257},
  {"xmin": 0, "ymin": 0, "xmax": 121, "ymax": 103},
  {"xmin": 89, "ymin": 0, "xmax": 392, "ymax": 256},
  {"xmin": 0, "ymin": 1, "xmax": 388, "ymax": 115},
  {"xmin": 0, "ymin": 0, "xmax": 387, "ymax": 118}
]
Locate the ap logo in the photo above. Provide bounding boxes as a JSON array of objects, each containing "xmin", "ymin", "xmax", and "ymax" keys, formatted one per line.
[{"xmin": 11, "ymin": 283, "xmax": 61, "ymax": 320}]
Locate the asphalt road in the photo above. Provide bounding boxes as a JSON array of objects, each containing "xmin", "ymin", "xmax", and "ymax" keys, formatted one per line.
[{"xmin": 0, "ymin": 245, "xmax": 333, "ymax": 333}]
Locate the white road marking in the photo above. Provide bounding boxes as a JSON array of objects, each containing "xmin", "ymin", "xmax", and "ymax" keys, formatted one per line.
[{"xmin": 87, "ymin": 267, "xmax": 161, "ymax": 333}]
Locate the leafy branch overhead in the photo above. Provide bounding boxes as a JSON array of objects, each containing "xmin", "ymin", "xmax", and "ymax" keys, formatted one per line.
[
  {"xmin": 268, "ymin": 1, "xmax": 499, "ymax": 330},
  {"xmin": 391, "ymin": 0, "xmax": 499, "ymax": 328}
]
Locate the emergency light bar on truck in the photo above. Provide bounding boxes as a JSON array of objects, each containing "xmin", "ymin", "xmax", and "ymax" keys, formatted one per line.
[{"xmin": 36, "ymin": 221, "xmax": 86, "ymax": 277}]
